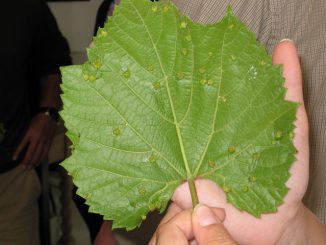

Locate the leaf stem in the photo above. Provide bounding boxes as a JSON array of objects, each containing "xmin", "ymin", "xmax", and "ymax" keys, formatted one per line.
[{"xmin": 188, "ymin": 178, "xmax": 199, "ymax": 207}]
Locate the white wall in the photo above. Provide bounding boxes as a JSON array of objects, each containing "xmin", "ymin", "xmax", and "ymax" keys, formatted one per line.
[{"xmin": 48, "ymin": 0, "xmax": 103, "ymax": 64}]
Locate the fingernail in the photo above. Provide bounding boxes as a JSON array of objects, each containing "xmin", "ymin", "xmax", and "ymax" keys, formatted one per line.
[
  {"xmin": 195, "ymin": 204, "xmax": 221, "ymax": 227},
  {"xmin": 279, "ymin": 38, "xmax": 293, "ymax": 43}
]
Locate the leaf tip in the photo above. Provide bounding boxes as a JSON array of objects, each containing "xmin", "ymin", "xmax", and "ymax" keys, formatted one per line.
[{"xmin": 226, "ymin": 5, "xmax": 235, "ymax": 17}]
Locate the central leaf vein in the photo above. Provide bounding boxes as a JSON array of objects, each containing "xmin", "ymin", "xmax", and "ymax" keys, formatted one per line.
[
  {"xmin": 131, "ymin": 3, "xmax": 192, "ymax": 178},
  {"xmin": 194, "ymin": 18, "xmax": 229, "ymax": 176}
]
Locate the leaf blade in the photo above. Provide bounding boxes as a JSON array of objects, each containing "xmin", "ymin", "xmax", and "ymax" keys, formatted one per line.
[{"xmin": 60, "ymin": 0, "xmax": 297, "ymax": 229}]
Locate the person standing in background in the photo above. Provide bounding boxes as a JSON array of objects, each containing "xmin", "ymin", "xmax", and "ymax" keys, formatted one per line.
[{"xmin": 0, "ymin": 0, "xmax": 71, "ymax": 244}]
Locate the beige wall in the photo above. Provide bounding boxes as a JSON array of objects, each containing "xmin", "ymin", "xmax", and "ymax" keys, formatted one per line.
[{"xmin": 48, "ymin": 0, "xmax": 103, "ymax": 64}]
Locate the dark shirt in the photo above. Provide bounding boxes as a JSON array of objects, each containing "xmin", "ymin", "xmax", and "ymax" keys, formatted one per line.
[
  {"xmin": 94, "ymin": 0, "xmax": 114, "ymax": 36},
  {"xmin": 0, "ymin": 0, "xmax": 71, "ymax": 173}
]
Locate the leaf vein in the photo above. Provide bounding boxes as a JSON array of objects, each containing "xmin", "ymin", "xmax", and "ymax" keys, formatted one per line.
[
  {"xmin": 131, "ymin": 2, "xmax": 192, "ymax": 178},
  {"xmin": 194, "ymin": 19, "xmax": 229, "ymax": 176},
  {"xmin": 202, "ymin": 106, "xmax": 295, "ymax": 176}
]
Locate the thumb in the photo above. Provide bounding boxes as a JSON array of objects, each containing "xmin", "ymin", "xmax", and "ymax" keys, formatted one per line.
[{"xmin": 192, "ymin": 204, "xmax": 236, "ymax": 245}]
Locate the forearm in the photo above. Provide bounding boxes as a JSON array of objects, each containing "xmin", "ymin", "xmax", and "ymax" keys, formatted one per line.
[
  {"xmin": 303, "ymin": 207, "xmax": 326, "ymax": 244},
  {"xmin": 39, "ymin": 73, "xmax": 62, "ymax": 109},
  {"xmin": 278, "ymin": 203, "xmax": 326, "ymax": 245}
]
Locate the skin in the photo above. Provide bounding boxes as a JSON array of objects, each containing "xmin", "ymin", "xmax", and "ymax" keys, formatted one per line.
[
  {"xmin": 151, "ymin": 41, "xmax": 326, "ymax": 244},
  {"xmin": 150, "ymin": 203, "xmax": 236, "ymax": 245}
]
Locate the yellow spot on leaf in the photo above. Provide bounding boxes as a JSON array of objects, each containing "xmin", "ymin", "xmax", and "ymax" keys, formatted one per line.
[
  {"xmin": 208, "ymin": 161, "xmax": 216, "ymax": 168},
  {"xmin": 152, "ymin": 81, "xmax": 161, "ymax": 90},
  {"xmin": 113, "ymin": 128, "xmax": 121, "ymax": 136},
  {"xmin": 149, "ymin": 154, "xmax": 157, "ymax": 163},
  {"xmin": 219, "ymin": 96, "xmax": 227, "ymax": 102},
  {"xmin": 249, "ymin": 176, "xmax": 257, "ymax": 182},
  {"xmin": 180, "ymin": 21, "xmax": 187, "ymax": 29},
  {"xmin": 275, "ymin": 131, "xmax": 283, "ymax": 139},
  {"xmin": 242, "ymin": 186, "xmax": 249, "ymax": 192},
  {"xmin": 92, "ymin": 60, "xmax": 102, "ymax": 69},
  {"xmin": 199, "ymin": 67, "xmax": 206, "ymax": 74},
  {"xmin": 88, "ymin": 75, "xmax": 96, "ymax": 82},
  {"xmin": 151, "ymin": 6, "xmax": 158, "ymax": 12},
  {"xmin": 147, "ymin": 64, "xmax": 154, "ymax": 71},
  {"xmin": 228, "ymin": 146, "xmax": 236, "ymax": 153},
  {"xmin": 200, "ymin": 79, "xmax": 207, "ymax": 85},
  {"xmin": 252, "ymin": 153, "xmax": 261, "ymax": 161},
  {"xmin": 176, "ymin": 71, "xmax": 184, "ymax": 80},
  {"xmin": 185, "ymin": 35, "xmax": 192, "ymax": 41},
  {"xmin": 123, "ymin": 70, "xmax": 131, "ymax": 79},
  {"xmin": 163, "ymin": 5, "xmax": 170, "ymax": 12},
  {"xmin": 100, "ymin": 30, "xmax": 107, "ymax": 37}
]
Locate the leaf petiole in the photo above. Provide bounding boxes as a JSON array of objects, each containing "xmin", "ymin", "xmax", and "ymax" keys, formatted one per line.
[{"xmin": 188, "ymin": 177, "xmax": 199, "ymax": 207}]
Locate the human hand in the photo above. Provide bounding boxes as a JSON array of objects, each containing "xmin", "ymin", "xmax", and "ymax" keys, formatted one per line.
[
  {"xmin": 150, "ymin": 203, "xmax": 236, "ymax": 245},
  {"xmin": 171, "ymin": 40, "xmax": 310, "ymax": 244},
  {"xmin": 13, "ymin": 113, "xmax": 57, "ymax": 169}
]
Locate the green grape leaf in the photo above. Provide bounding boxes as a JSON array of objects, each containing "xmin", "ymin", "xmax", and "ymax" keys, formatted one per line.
[{"xmin": 60, "ymin": 0, "xmax": 297, "ymax": 230}]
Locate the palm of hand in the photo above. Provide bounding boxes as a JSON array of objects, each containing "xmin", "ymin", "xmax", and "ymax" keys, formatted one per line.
[{"xmin": 172, "ymin": 41, "xmax": 309, "ymax": 244}]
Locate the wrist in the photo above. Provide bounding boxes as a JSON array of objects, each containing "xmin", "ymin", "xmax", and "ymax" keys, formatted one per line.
[
  {"xmin": 277, "ymin": 203, "xmax": 308, "ymax": 244},
  {"xmin": 37, "ymin": 107, "xmax": 60, "ymax": 122},
  {"xmin": 278, "ymin": 203, "xmax": 326, "ymax": 245}
]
